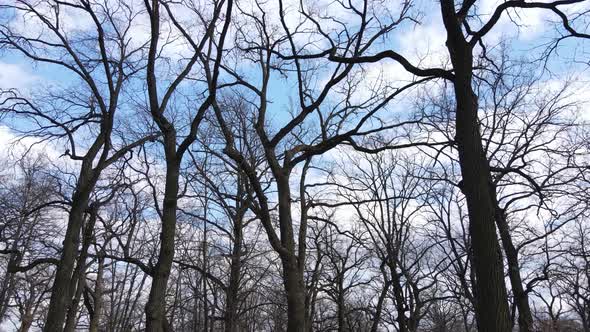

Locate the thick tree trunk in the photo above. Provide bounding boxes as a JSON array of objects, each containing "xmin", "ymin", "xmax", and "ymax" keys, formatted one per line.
[
  {"xmin": 439, "ymin": 1, "xmax": 511, "ymax": 331},
  {"xmin": 44, "ymin": 186, "xmax": 92, "ymax": 331},
  {"xmin": 453, "ymin": 74, "xmax": 511, "ymax": 332},
  {"xmin": 64, "ymin": 208, "xmax": 98, "ymax": 332},
  {"xmin": 582, "ymin": 316, "xmax": 590, "ymax": 332},
  {"xmin": 275, "ymin": 174, "xmax": 307, "ymax": 332},
  {"xmin": 450, "ymin": 58, "xmax": 512, "ymax": 331},
  {"xmin": 145, "ymin": 159, "xmax": 180, "ymax": 332},
  {"xmin": 19, "ymin": 313, "xmax": 33, "ymax": 332},
  {"xmin": 283, "ymin": 259, "xmax": 307, "ymax": 332},
  {"xmin": 335, "ymin": 276, "xmax": 346, "ymax": 332}
]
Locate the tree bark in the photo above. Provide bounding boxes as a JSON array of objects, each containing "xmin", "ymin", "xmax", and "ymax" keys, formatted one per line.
[
  {"xmin": 283, "ymin": 258, "xmax": 307, "ymax": 332},
  {"xmin": 492, "ymin": 189, "xmax": 534, "ymax": 332},
  {"xmin": 370, "ymin": 277, "xmax": 390, "ymax": 332},
  {"xmin": 44, "ymin": 180, "xmax": 93, "ymax": 331},
  {"xmin": 63, "ymin": 274, "xmax": 84, "ymax": 332},
  {"xmin": 439, "ymin": 1, "xmax": 511, "ymax": 331},
  {"xmin": 336, "ymin": 278, "xmax": 346, "ymax": 332},
  {"xmin": 224, "ymin": 209, "xmax": 244, "ymax": 332},
  {"xmin": 89, "ymin": 256, "xmax": 105, "ymax": 332},
  {"xmin": 276, "ymin": 175, "xmax": 307, "ymax": 332},
  {"xmin": 145, "ymin": 157, "xmax": 180, "ymax": 332},
  {"xmin": 19, "ymin": 313, "xmax": 33, "ymax": 332},
  {"xmin": 390, "ymin": 264, "xmax": 409, "ymax": 332},
  {"xmin": 64, "ymin": 207, "xmax": 98, "ymax": 332}
]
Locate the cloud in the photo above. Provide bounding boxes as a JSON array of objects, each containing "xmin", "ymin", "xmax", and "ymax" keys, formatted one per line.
[
  {"xmin": 7, "ymin": 0, "xmax": 94, "ymax": 38},
  {"xmin": 0, "ymin": 61, "xmax": 40, "ymax": 91},
  {"xmin": 396, "ymin": 14, "xmax": 449, "ymax": 69},
  {"xmin": 0, "ymin": 126, "xmax": 65, "ymax": 165}
]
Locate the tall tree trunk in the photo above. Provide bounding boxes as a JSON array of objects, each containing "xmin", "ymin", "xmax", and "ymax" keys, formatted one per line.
[
  {"xmin": 63, "ymin": 278, "xmax": 84, "ymax": 332},
  {"xmin": 0, "ymin": 264, "xmax": 16, "ymax": 322},
  {"xmin": 64, "ymin": 207, "xmax": 98, "ymax": 332},
  {"xmin": 0, "ymin": 246, "xmax": 20, "ymax": 321},
  {"xmin": 276, "ymin": 174, "xmax": 307, "ymax": 332},
  {"xmin": 44, "ymin": 184, "xmax": 92, "ymax": 331},
  {"xmin": 439, "ymin": 1, "xmax": 511, "ymax": 331},
  {"xmin": 224, "ymin": 212, "xmax": 243, "ymax": 332},
  {"xmin": 145, "ymin": 157, "xmax": 180, "ymax": 332},
  {"xmin": 283, "ymin": 258, "xmax": 307, "ymax": 332},
  {"xmin": 370, "ymin": 276, "xmax": 390, "ymax": 332},
  {"xmin": 391, "ymin": 265, "xmax": 408, "ymax": 332},
  {"xmin": 203, "ymin": 197, "xmax": 209, "ymax": 332},
  {"xmin": 19, "ymin": 313, "xmax": 33, "ymax": 332},
  {"xmin": 305, "ymin": 250, "xmax": 322, "ymax": 332},
  {"xmin": 492, "ymin": 189, "xmax": 534, "ymax": 332},
  {"xmin": 336, "ymin": 281, "xmax": 347, "ymax": 332},
  {"xmin": 89, "ymin": 256, "xmax": 105, "ymax": 332}
]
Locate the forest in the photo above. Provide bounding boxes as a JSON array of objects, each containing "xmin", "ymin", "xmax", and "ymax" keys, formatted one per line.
[{"xmin": 0, "ymin": 0, "xmax": 589, "ymax": 331}]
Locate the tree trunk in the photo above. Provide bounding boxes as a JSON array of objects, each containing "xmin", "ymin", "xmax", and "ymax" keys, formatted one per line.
[
  {"xmin": 19, "ymin": 313, "xmax": 33, "ymax": 332},
  {"xmin": 439, "ymin": 1, "xmax": 511, "ymax": 331},
  {"xmin": 18, "ymin": 287, "xmax": 37, "ymax": 332},
  {"xmin": 89, "ymin": 256, "xmax": 105, "ymax": 332},
  {"xmin": 63, "ymin": 278, "xmax": 84, "ymax": 332},
  {"xmin": 44, "ymin": 187, "xmax": 92, "ymax": 331},
  {"xmin": 224, "ymin": 212, "xmax": 243, "ymax": 332},
  {"xmin": 305, "ymin": 252, "xmax": 322, "ymax": 332},
  {"xmin": 336, "ymin": 283, "xmax": 347, "ymax": 332},
  {"xmin": 64, "ymin": 207, "xmax": 98, "ymax": 332},
  {"xmin": 391, "ymin": 265, "xmax": 408, "ymax": 332},
  {"xmin": 203, "ymin": 199, "xmax": 209, "ymax": 332},
  {"xmin": 275, "ymin": 174, "xmax": 307, "ymax": 332},
  {"xmin": 370, "ymin": 277, "xmax": 390, "ymax": 332},
  {"xmin": 492, "ymin": 191, "xmax": 534, "ymax": 332},
  {"xmin": 0, "ymin": 249, "xmax": 19, "ymax": 322},
  {"xmin": 283, "ymin": 258, "xmax": 307, "ymax": 332},
  {"xmin": 145, "ymin": 158, "xmax": 180, "ymax": 332}
]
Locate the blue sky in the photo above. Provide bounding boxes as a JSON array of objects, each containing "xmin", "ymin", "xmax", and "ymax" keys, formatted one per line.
[{"xmin": 0, "ymin": 0, "xmax": 588, "ymax": 150}]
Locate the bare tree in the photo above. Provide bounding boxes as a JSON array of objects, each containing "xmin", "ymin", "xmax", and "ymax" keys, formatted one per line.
[
  {"xmin": 322, "ymin": 1, "xmax": 589, "ymax": 330},
  {"xmin": 139, "ymin": 0, "xmax": 233, "ymax": 328},
  {"xmin": 0, "ymin": 0, "xmax": 588, "ymax": 331},
  {"xmin": 0, "ymin": 1, "xmax": 159, "ymax": 329},
  {"xmin": 0, "ymin": 156, "xmax": 59, "ymax": 330}
]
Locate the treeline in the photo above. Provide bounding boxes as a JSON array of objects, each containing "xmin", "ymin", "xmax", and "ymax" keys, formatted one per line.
[{"xmin": 0, "ymin": 0, "xmax": 589, "ymax": 331}]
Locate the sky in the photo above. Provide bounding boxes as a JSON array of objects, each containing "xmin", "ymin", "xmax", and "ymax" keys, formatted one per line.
[{"xmin": 0, "ymin": 0, "xmax": 589, "ymax": 156}]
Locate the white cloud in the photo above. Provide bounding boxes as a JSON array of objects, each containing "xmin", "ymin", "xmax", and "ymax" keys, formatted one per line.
[
  {"xmin": 0, "ymin": 62, "xmax": 39, "ymax": 91},
  {"xmin": 0, "ymin": 126, "xmax": 64, "ymax": 164},
  {"xmin": 396, "ymin": 15, "xmax": 449, "ymax": 69}
]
